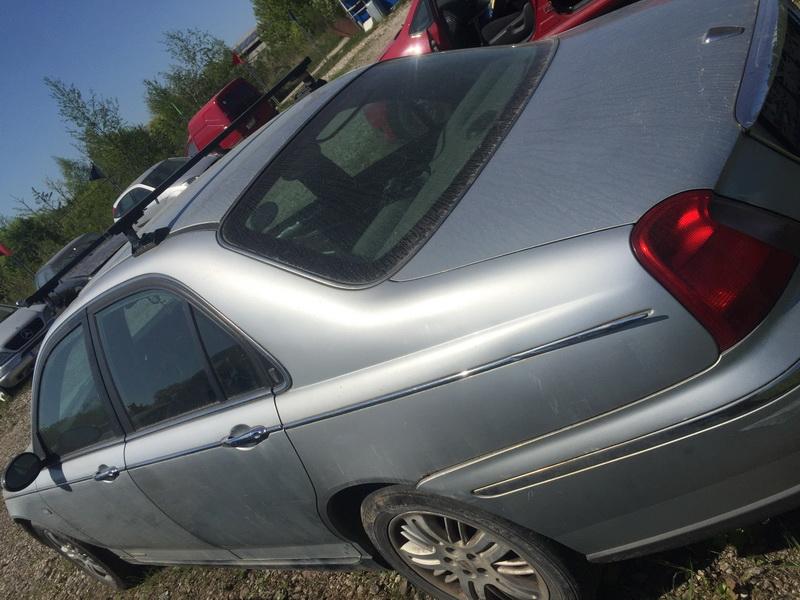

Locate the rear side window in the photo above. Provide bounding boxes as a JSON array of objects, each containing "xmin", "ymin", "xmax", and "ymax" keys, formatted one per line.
[
  {"xmin": 222, "ymin": 45, "xmax": 553, "ymax": 285},
  {"xmin": 37, "ymin": 326, "xmax": 119, "ymax": 457},
  {"xmin": 192, "ymin": 308, "xmax": 262, "ymax": 398},
  {"xmin": 95, "ymin": 290, "xmax": 266, "ymax": 429},
  {"xmin": 410, "ymin": 0, "xmax": 434, "ymax": 35}
]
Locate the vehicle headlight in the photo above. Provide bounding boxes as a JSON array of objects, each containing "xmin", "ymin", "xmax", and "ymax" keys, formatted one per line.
[{"xmin": 0, "ymin": 351, "xmax": 14, "ymax": 366}]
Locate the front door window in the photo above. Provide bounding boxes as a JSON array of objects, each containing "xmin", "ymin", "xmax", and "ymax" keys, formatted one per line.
[{"xmin": 37, "ymin": 326, "xmax": 119, "ymax": 457}]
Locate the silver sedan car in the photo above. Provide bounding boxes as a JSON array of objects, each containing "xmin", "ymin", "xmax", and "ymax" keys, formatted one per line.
[{"xmin": 4, "ymin": 0, "xmax": 800, "ymax": 598}]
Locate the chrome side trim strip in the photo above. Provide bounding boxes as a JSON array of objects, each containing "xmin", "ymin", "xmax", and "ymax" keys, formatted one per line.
[
  {"xmin": 473, "ymin": 356, "xmax": 800, "ymax": 498},
  {"xmin": 27, "ymin": 426, "xmax": 285, "ymax": 494},
  {"xmin": 126, "ymin": 426, "xmax": 283, "ymax": 471},
  {"xmin": 285, "ymin": 310, "xmax": 654, "ymax": 430}
]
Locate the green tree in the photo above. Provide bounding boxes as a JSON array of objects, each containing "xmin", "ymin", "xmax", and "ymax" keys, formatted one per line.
[{"xmin": 45, "ymin": 78, "xmax": 172, "ymax": 187}]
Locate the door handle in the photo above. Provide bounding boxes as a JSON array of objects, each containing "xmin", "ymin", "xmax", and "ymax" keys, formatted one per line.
[
  {"xmin": 222, "ymin": 425, "xmax": 270, "ymax": 448},
  {"xmin": 94, "ymin": 464, "xmax": 120, "ymax": 483}
]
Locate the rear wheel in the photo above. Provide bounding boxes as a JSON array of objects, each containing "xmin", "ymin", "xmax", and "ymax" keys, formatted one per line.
[
  {"xmin": 33, "ymin": 526, "xmax": 147, "ymax": 590},
  {"xmin": 361, "ymin": 487, "xmax": 588, "ymax": 600}
]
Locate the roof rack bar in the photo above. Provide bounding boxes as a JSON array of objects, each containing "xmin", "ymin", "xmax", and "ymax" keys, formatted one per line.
[{"xmin": 24, "ymin": 58, "xmax": 316, "ymax": 307}]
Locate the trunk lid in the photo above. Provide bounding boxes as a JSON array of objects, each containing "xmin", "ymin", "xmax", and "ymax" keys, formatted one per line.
[{"xmin": 396, "ymin": 0, "xmax": 759, "ymax": 280}]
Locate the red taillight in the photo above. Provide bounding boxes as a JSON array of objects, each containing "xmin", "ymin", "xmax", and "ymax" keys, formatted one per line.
[
  {"xmin": 112, "ymin": 205, "xmax": 119, "ymax": 219},
  {"xmin": 631, "ymin": 190, "xmax": 797, "ymax": 351}
]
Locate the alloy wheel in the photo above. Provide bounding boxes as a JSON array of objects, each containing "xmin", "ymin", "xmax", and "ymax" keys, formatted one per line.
[
  {"xmin": 388, "ymin": 510, "xmax": 550, "ymax": 600},
  {"xmin": 42, "ymin": 530, "xmax": 115, "ymax": 584}
]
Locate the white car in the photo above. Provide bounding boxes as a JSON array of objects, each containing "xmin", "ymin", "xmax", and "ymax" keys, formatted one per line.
[{"xmin": 112, "ymin": 155, "xmax": 219, "ymax": 225}]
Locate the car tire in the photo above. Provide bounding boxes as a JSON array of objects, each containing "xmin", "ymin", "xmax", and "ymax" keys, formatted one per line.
[
  {"xmin": 31, "ymin": 525, "xmax": 148, "ymax": 590},
  {"xmin": 361, "ymin": 486, "xmax": 590, "ymax": 600}
]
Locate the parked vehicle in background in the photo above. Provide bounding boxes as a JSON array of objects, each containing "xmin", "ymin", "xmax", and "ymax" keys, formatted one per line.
[
  {"xmin": 5, "ymin": 1, "xmax": 800, "ymax": 599},
  {"xmin": 0, "ymin": 232, "xmax": 128, "ymax": 394},
  {"xmin": 186, "ymin": 78, "xmax": 277, "ymax": 156},
  {"xmin": 34, "ymin": 233, "xmax": 101, "ymax": 293},
  {"xmin": 35, "ymin": 233, "xmax": 129, "ymax": 307},
  {"xmin": 0, "ymin": 303, "xmax": 53, "ymax": 393},
  {"xmin": 112, "ymin": 155, "xmax": 219, "ymax": 225},
  {"xmin": 380, "ymin": 0, "xmax": 631, "ymax": 60}
]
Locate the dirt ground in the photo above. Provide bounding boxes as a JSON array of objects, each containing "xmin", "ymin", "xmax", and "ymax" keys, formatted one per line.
[{"xmin": 4, "ymin": 385, "xmax": 800, "ymax": 600}]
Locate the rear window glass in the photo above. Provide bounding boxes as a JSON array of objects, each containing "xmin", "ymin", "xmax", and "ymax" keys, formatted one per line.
[
  {"xmin": 0, "ymin": 306, "xmax": 14, "ymax": 323},
  {"xmin": 756, "ymin": 2, "xmax": 800, "ymax": 157},
  {"xmin": 222, "ymin": 45, "xmax": 553, "ymax": 285},
  {"xmin": 410, "ymin": 0, "xmax": 434, "ymax": 35},
  {"xmin": 219, "ymin": 80, "xmax": 261, "ymax": 119},
  {"xmin": 34, "ymin": 234, "xmax": 101, "ymax": 289},
  {"xmin": 142, "ymin": 158, "xmax": 188, "ymax": 188},
  {"xmin": 116, "ymin": 188, "xmax": 153, "ymax": 219}
]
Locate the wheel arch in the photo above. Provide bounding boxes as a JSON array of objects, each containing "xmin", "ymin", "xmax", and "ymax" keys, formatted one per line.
[{"xmin": 324, "ymin": 480, "xmax": 407, "ymax": 565}]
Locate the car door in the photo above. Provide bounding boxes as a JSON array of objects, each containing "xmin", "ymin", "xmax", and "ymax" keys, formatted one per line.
[
  {"xmin": 31, "ymin": 315, "xmax": 231, "ymax": 563},
  {"xmin": 90, "ymin": 282, "xmax": 359, "ymax": 564},
  {"xmin": 412, "ymin": 0, "xmax": 452, "ymax": 52}
]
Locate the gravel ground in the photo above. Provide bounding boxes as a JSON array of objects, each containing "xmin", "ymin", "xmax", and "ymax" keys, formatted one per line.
[
  {"xmin": 322, "ymin": 1, "xmax": 411, "ymax": 80},
  {"xmin": 4, "ymin": 384, "xmax": 800, "ymax": 600}
]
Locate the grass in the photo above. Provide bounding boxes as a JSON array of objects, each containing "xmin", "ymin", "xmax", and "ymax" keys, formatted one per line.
[{"xmin": 315, "ymin": 31, "xmax": 369, "ymax": 79}]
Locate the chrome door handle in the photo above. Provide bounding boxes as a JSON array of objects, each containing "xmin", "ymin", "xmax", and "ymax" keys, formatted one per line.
[
  {"xmin": 94, "ymin": 465, "xmax": 120, "ymax": 482},
  {"xmin": 222, "ymin": 425, "xmax": 270, "ymax": 448}
]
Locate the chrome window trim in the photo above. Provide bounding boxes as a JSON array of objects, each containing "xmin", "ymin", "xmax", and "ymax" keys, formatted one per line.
[
  {"xmin": 83, "ymin": 273, "xmax": 290, "ymax": 436},
  {"xmin": 284, "ymin": 309, "xmax": 654, "ymax": 430},
  {"xmin": 31, "ymin": 313, "xmax": 125, "ymax": 462}
]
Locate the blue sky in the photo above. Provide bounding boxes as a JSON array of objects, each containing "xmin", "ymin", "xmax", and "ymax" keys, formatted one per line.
[{"xmin": 0, "ymin": 0, "xmax": 256, "ymax": 217}]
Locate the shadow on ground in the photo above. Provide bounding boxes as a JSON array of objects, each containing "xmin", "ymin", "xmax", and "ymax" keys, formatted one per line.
[{"xmin": 596, "ymin": 507, "xmax": 800, "ymax": 599}]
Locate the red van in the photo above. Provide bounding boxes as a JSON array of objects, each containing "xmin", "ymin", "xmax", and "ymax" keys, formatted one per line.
[{"xmin": 186, "ymin": 78, "xmax": 277, "ymax": 156}]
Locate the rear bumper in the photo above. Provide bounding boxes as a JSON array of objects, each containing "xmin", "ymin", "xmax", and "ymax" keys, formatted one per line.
[
  {"xmin": 419, "ymin": 271, "xmax": 800, "ymax": 560},
  {"xmin": 584, "ymin": 362, "xmax": 800, "ymax": 561}
]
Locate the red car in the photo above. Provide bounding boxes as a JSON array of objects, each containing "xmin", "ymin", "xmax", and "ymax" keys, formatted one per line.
[
  {"xmin": 380, "ymin": 0, "xmax": 630, "ymax": 61},
  {"xmin": 186, "ymin": 78, "xmax": 277, "ymax": 156}
]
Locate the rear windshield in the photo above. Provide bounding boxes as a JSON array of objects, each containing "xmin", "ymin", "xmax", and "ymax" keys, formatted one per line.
[
  {"xmin": 219, "ymin": 80, "xmax": 261, "ymax": 120},
  {"xmin": 754, "ymin": 1, "xmax": 800, "ymax": 157},
  {"xmin": 35, "ymin": 234, "xmax": 101, "ymax": 289},
  {"xmin": 0, "ymin": 306, "xmax": 14, "ymax": 323},
  {"xmin": 222, "ymin": 44, "xmax": 554, "ymax": 285},
  {"xmin": 410, "ymin": 0, "xmax": 434, "ymax": 35},
  {"xmin": 141, "ymin": 158, "xmax": 188, "ymax": 188},
  {"xmin": 116, "ymin": 187, "xmax": 153, "ymax": 219}
]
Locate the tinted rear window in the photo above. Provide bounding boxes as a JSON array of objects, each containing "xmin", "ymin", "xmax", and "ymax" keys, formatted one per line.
[
  {"xmin": 222, "ymin": 45, "xmax": 553, "ymax": 285},
  {"xmin": 35, "ymin": 233, "xmax": 101, "ymax": 289},
  {"xmin": 410, "ymin": 0, "xmax": 434, "ymax": 35},
  {"xmin": 142, "ymin": 158, "xmax": 188, "ymax": 188},
  {"xmin": 219, "ymin": 80, "xmax": 261, "ymax": 119},
  {"xmin": 0, "ymin": 306, "xmax": 14, "ymax": 323},
  {"xmin": 755, "ymin": 1, "xmax": 800, "ymax": 157}
]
